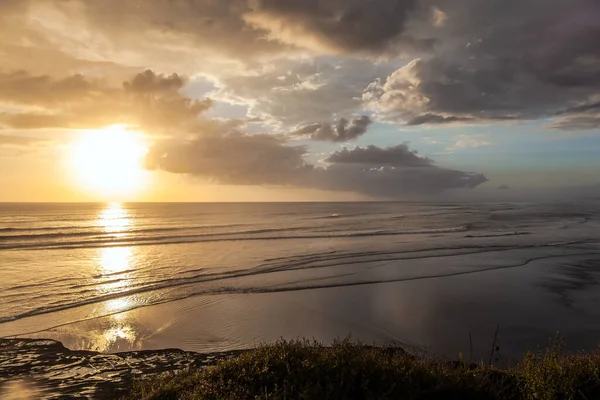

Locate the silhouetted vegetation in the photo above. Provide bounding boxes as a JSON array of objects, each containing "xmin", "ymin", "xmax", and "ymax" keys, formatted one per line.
[{"xmin": 125, "ymin": 337, "xmax": 600, "ymax": 400}]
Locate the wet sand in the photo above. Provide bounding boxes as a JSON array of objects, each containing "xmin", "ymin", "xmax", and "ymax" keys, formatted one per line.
[
  {"xmin": 0, "ymin": 338, "xmax": 242, "ymax": 399},
  {"xmin": 7, "ymin": 252, "xmax": 600, "ymax": 363}
]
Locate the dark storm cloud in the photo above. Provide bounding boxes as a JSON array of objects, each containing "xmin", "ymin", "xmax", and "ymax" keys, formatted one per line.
[
  {"xmin": 406, "ymin": 114, "xmax": 472, "ymax": 126},
  {"xmin": 244, "ymin": 0, "xmax": 432, "ymax": 54},
  {"xmin": 365, "ymin": 0, "xmax": 600, "ymax": 127},
  {"xmin": 308, "ymin": 164, "xmax": 488, "ymax": 197},
  {"xmin": 292, "ymin": 116, "xmax": 372, "ymax": 142},
  {"xmin": 324, "ymin": 144, "xmax": 433, "ymax": 167},
  {"xmin": 146, "ymin": 135, "xmax": 486, "ymax": 197}
]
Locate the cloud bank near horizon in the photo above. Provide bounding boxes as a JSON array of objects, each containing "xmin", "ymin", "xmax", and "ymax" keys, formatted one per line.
[{"xmin": 145, "ymin": 132, "xmax": 488, "ymax": 198}]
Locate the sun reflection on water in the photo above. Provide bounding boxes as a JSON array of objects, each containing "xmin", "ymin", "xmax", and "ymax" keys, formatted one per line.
[
  {"xmin": 106, "ymin": 298, "xmax": 131, "ymax": 314},
  {"xmin": 100, "ymin": 247, "xmax": 132, "ymax": 274},
  {"xmin": 92, "ymin": 203, "xmax": 142, "ymax": 351},
  {"xmin": 98, "ymin": 202, "xmax": 130, "ymax": 234},
  {"xmin": 88, "ymin": 316, "xmax": 139, "ymax": 352},
  {"xmin": 103, "ymin": 325, "xmax": 136, "ymax": 347}
]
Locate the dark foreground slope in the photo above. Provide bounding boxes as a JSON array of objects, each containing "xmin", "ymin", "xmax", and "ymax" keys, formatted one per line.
[
  {"xmin": 2, "ymin": 338, "xmax": 600, "ymax": 399},
  {"xmin": 128, "ymin": 338, "xmax": 600, "ymax": 400}
]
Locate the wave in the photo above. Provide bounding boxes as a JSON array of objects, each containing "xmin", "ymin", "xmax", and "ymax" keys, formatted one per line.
[
  {"xmin": 0, "ymin": 223, "xmax": 252, "ymax": 240},
  {"xmin": 8, "ymin": 243, "xmax": 505, "ymax": 294},
  {"xmin": 307, "ymin": 214, "xmax": 342, "ymax": 220},
  {"xmin": 3, "ymin": 247, "xmax": 599, "ymax": 326},
  {"xmin": 92, "ymin": 269, "xmax": 138, "ymax": 278},
  {"xmin": 0, "ymin": 225, "xmax": 472, "ymax": 251},
  {"xmin": 3, "ymin": 276, "xmax": 85, "ymax": 292},
  {"xmin": 0, "ymin": 226, "xmax": 67, "ymax": 232},
  {"xmin": 465, "ymin": 232, "xmax": 531, "ymax": 238}
]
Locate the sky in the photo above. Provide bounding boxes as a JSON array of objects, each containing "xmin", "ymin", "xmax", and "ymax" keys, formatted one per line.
[{"xmin": 1, "ymin": 0, "xmax": 599, "ymax": 202}]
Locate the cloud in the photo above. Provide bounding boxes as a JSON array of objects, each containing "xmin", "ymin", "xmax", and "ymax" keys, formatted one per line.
[
  {"xmin": 445, "ymin": 134, "xmax": 491, "ymax": 151},
  {"xmin": 406, "ymin": 114, "xmax": 472, "ymax": 126},
  {"xmin": 40, "ymin": 0, "xmax": 287, "ymax": 63},
  {"xmin": 4, "ymin": 0, "xmax": 600, "ymax": 132},
  {"xmin": 0, "ymin": 70, "xmax": 212, "ymax": 134},
  {"xmin": 555, "ymin": 100, "xmax": 600, "ymax": 116},
  {"xmin": 0, "ymin": 113, "xmax": 83, "ymax": 130},
  {"xmin": 548, "ymin": 99, "xmax": 600, "ymax": 130},
  {"xmin": 324, "ymin": 144, "xmax": 433, "ymax": 167},
  {"xmin": 0, "ymin": 72, "xmax": 98, "ymax": 107},
  {"xmin": 292, "ymin": 116, "xmax": 372, "ymax": 142},
  {"xmin": 363, "ymin": 0, "xmax": 600, "ymax": 127},
  {"xmin": 124, "ymin": 70, "xmax": 187, "ymax": 93},
  {"xmin": 0, "ymin": 134, "xmax": 49, "ymax": 147},
  {"xmin": 430, "ymin": 7, "xmax": 448, "ymax": 28},
  {"xmin": 309, "ymin": 163, "xmax": 487, "ymax": 197},
  {"xmin": 214, "ymin": 58, "xmax": 391, "ymax": 127},
  {"xmin": 0, "ymin": 1, "xmax": 140, "ymax": 78},
  {"xmin": 146, "ymin": 132, "xmax": 310, "ymax": 185},
  {"xmin": 423, "ymin": 137, "xmax": 443, "ymax": 145},
  {"xmin": 243, "ymin": 0, "xmax": 433, "ymax": 55},
  {"xmin": 548, "ymin": 115, "xmax": 600, "ymax": 131},
  {"xmin": 146, "ymin": 135, "xmax": 486, "ymax": 198},
  {"xmin": 8, "ymin": 0, "xmax": 598, "ymax": 133},
  {"xmin": 0, "ymin": 2, "xmax": 429, "ymax": 132},
  {"xmin": 4, "ymin": 0, "xmax": 431, "ymax": 70}
]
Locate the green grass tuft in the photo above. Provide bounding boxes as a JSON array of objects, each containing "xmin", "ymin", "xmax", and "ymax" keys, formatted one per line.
[{"xmin": 125, "ymin": 337, "xmax": 600, "ymax": 400}]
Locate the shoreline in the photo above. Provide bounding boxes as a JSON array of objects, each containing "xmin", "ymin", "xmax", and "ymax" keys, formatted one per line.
[{"xmin": 0, "ymin": 338, "xmax": 243, "ymax": 399}]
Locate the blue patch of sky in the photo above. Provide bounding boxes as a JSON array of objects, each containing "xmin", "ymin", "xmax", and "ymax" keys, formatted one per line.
[{"xmin": 356, "ymin": 120, "xmax": 600, "ymax": 171}]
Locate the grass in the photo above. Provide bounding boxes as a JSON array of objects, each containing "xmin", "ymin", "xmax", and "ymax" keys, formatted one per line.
[{"xmin": 125, "ymin": 337, "xmax": 600, "ymax": 400}]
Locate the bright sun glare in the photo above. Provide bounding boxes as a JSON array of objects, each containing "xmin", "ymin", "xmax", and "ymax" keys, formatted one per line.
[{"xmin": 70, "ymin": 125, "xmax": 149, "ymax": 199}]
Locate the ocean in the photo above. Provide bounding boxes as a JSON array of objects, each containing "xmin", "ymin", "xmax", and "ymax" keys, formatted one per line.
[{"xmin": 1, "ymin": 201, "xmax": 600, "ymax": 360}]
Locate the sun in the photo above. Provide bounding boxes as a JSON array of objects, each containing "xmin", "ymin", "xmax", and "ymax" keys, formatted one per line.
[{"xmin": 70, "ymin": 125, "xmax": 149, "ymax": 199}]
